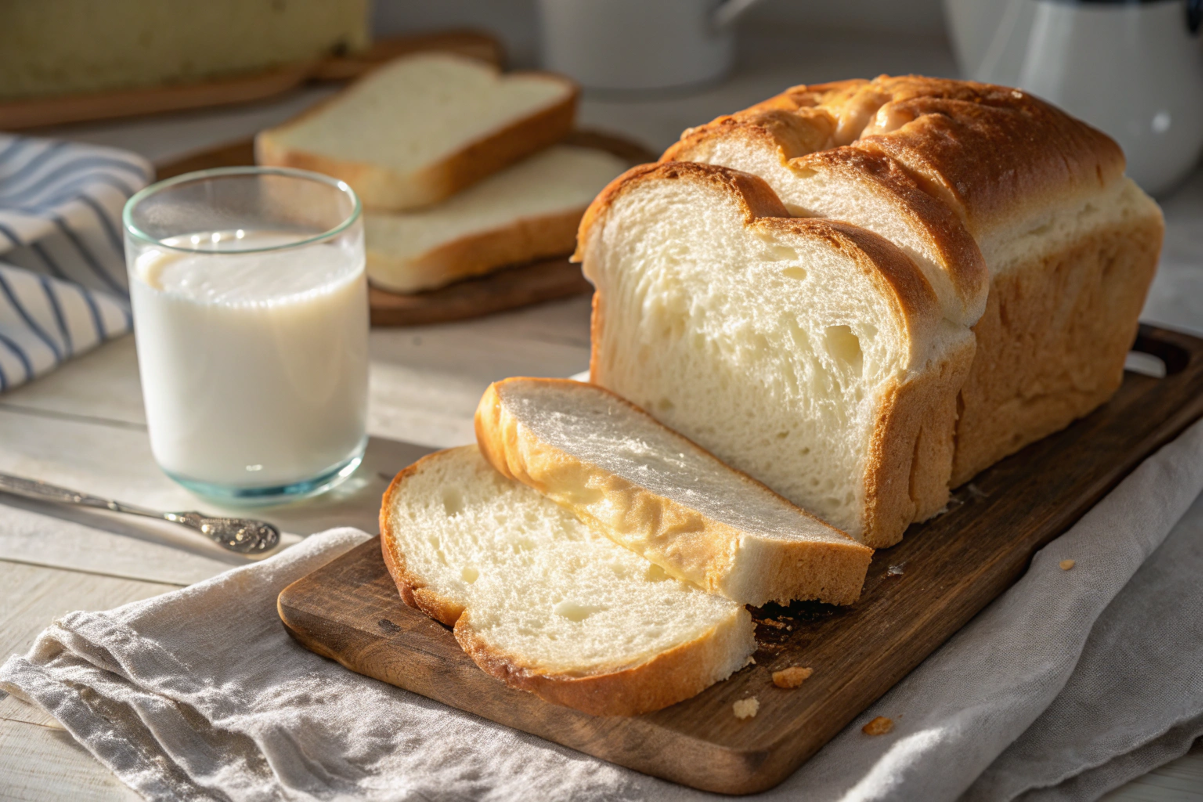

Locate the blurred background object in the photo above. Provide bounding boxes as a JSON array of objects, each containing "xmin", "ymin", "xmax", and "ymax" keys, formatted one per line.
[
  {"xmin": 0, "ymin": 0, "xmax": 370, "ymax": 100},
  {"xmin": 945, "ymin": 0, "xmax": 1203, "ymax": 195},
  {"xmin": 535, "ymin": 0, "xmax": 763, "ymax": 91}
]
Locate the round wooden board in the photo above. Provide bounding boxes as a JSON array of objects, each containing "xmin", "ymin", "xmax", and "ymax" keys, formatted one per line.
[{"xmin": 369, "ymin": 256, "xmax": 591, "ymax": 327}]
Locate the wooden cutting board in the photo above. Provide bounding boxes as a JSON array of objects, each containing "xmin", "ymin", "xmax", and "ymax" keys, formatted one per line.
[
  {"xmin": 278, "ymin": 325, "xmax": 1203, "ymax": 795},
  {"xmin": 157, "ymin": 131, "xmax": 656, "ymax": 328},
  {"xmin": 0, "ymin": 30, "xmax": 504, "ymax": 130}
]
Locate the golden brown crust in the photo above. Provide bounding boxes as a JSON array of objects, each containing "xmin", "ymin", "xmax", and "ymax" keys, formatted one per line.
[
  {"xmin": 367, "ymin": 206, "xmax": 582, "ymax": 293},
  {"xmin": 257, "ymin": 61, "xmax": 579, "ymax": 212},
  {"xmin": 664, "ymin": 74, "xmax": 1125, "ymax": 236},
  {"xmin": 453, "ymin": 607, "xmax": 751, "ymax": 717},
  {"xmin": 950, "ymin": 209, "xmax": 1164, "ymax": 484},
  {"xmin": 573, "ymin": 161, "xmax": 790, "ymax": 262},
  {"xmin": 475, "ymin": 378, "xmax": 873, "ymax": 606},
  {"xmin": 861, "ymin": 331, "xmax": 976, "ymax": 547}
]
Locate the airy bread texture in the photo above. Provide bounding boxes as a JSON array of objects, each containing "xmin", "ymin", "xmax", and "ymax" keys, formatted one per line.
[
  {"xmin": 577, "ymin": 162, "xmax": 975, "ymax": 547},
  {"xmin": 664, "ymin": 75, "xmax": 1163, "ymax": 485},
  {"xmin": 475, "ymin": 378, "xmax": 873, "ymax": 606},
  {"xmin": 380, "ymin": 445, "xmax": 755, "ymax": 716},
  {"xmin": 257, "ymin": 53, "xmax": 578, "ymax": 211},
  {"xmin": 366, "ymin": 145, "xmax": 628, "ymax": 293}
]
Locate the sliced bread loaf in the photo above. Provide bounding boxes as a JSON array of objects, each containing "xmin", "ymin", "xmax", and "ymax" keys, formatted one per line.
[
  {"xmin": 663, "ymin": 76, "xmax": 1163, "ymax": 485},
  {"xmin": 366, "ymin": 145, "xmax": 628, "ymax": 293},
  {"xmin": 576, "ymin": 162, "xmax": 975, "ymax": 547},
  {"xmin": 475, "ymin": 378, "xmax": 873, "ymax": 606},
  {"xmin": 380, "ymin": 445, "xmax": 755, "ymax": 716},
  {"xmin": 257, "ymin": 53, "xmax": 578, "ymax": 211}
]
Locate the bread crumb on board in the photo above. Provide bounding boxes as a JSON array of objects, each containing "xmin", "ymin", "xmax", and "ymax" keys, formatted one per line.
[
  {"xmin": 1060, "ymin": 559, "xmax": 1076, "ymax": 571},
  {"xmin": 862, "ymin": 716, "xmax": 894, "ymax": 735},
  {"xmin": 772, "ymin": 666, "xmax": 813, "ymax": 688},
  {"xmin": 733, "ymin": 697, "xmax": 760, "ymax": 719}
]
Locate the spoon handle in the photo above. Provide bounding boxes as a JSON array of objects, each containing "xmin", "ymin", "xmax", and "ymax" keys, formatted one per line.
[{"xmin": 0, "ymin": 472, "xmax": 116, "ymax": 511}]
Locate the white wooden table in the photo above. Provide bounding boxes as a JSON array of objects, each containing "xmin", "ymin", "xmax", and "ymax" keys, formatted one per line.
[{"xmin": 3, "ymin": 28, "xmax": 1202, "ymax": 800}]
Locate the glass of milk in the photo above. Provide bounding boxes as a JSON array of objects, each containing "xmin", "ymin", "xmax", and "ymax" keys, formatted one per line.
[{"xmin": 123, "ymin": 167, "xmax": 368, "ymax": 502}]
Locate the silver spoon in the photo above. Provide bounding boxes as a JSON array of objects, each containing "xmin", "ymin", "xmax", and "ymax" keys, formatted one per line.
[{"xmin": 0, "ymin": 472, "xmax": 280, "ymax": 554}]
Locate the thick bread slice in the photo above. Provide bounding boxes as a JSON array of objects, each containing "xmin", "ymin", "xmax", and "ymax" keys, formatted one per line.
[
  {"xmin": 365, "ymin": 145, "xmax": 628, "ymax": 293},
  {"xmin": 257, "ymin": 53, "xmax": 578, "ymax": 211},
  {"xmin": 380, "ymin": 445, "xmax": 755, "ymax": 716},
  {"xmin": 475, "ymin": 377, "xmax": 873, "ymax": 606},
  {"xmin": 577, "ymin": 162, "xmax": 975, "ymax": 547},
  {"xmin": 664, "ymin": 75, "xmax": 1163, "ymax": 485}
]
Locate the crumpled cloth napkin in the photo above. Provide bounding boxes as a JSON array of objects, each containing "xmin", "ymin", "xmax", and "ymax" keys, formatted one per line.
[
  {"xmin": 3, "ymin": 418, "xmax": 1203, "ymax": 802},
  {"xmin": 0, "ymin": 134, "xmax": 151, "ymax": 391}
]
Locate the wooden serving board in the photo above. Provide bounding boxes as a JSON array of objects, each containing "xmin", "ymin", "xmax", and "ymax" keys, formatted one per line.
[
  {"xmin": 158, "ymin": 132, "xmax": 657, "ymax": 328},
  {"xmin": 279, "ymin": 325, "xmax": 1203, "ymax": 794},
  {"xmin": 0, "ymin": 30, "xmax": 504, "ymax": 131}
]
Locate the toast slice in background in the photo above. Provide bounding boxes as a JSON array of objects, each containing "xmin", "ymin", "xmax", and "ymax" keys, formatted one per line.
[
  {"xmin": 664, "ymin": 75, "xmax": 1163, "ymax": 486},
  {"xmin": 365, "ymin": 145, "xmax": 627, "ymax": 293},
  {"xmin": 476, "ymin": 378, "xmax": 873, "ymax": 606},
  {"xmin": 379, "ymin": 445, "xmax": 755, "ymax": 716},
  {"xmin": 576, "ymin": 162, "xmax": 975, "ymax": 548},
  {"xmin": 257, "ymin": 53, "xmax": 578, "ymax": 211}
]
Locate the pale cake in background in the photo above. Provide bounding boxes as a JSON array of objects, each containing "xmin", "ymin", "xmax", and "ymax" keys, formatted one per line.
[
  {"xmin": 257, "ymin": 54, "xmax": 579, "ymax": 211},
  {"xmin": 364, "ymin": 146, "xmax": 628, "ymax": 293},
  {"xmin": 379, "ymin": 445, "xmax": 755, "ymax": 717},
  {"xmin": 475, "ymin": 377, "xmax": 873, "ymax": 606},
  {"xmin": 0, "ymin": 0, "xmax": 369, "ymax": 101}
]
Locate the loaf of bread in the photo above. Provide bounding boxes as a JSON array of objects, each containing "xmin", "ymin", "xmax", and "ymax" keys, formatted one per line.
[
  {"xmin": 663, "ymin": 76, "xmax": 1164, "ymax": 486},
  {"xmin": 366, "ymin": 146, "xmax": 628, "ymax": 293},
  {"xmin": 475, "ymin": 377, "xmax": 873, "ymax": 605},
  {"xmin": 380, "ymin": 445, "xmax": 755, "ymax": 716},
  {"xmin": 257, "ymin": 54, "xmax": 578, "ymax": 211},
  {"xmin": 576, "ymin": 162, "xmax": 975, "ymax": 546}
]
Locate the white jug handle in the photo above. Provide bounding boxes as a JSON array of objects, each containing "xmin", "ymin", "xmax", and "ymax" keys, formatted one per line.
[{"xmin": 713, "ymin": 0, "xmax": 764, "ymax": 30}]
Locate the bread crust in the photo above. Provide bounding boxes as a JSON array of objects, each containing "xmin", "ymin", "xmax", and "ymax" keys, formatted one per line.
[
  {"xmin": 367, "ymin": 206, "xmax": 582, "ymax": 293},
  {"xmin": 578, "ymin": 162, "xmax": 963, "ymax": 546},
  {"xmin": 454, "ymin": 605, "xmax": 752, "ymax": 718},
  {"xmin": 257, "ymin": 57, "xmax": 579, "ymax": 212},
  {"xmin": 379, "ymin": 446, "xmax": 755, "ymax": 717},
  {"xmin": 573, "ymin": 161, "xmax": 791, "ymax": 263},
  {"xmin": 951, "ymin": 208, "xmax": 1164, "ymax": 484},
  {"xmin": 666, "ymin": 75, "xmax": 1125, "ymax": 236},
  {"xmin": 475, "ymin": 378, "xmax": 873, "ymax": 606}
]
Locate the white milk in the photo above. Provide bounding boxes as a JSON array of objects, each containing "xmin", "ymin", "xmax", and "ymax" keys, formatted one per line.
[{"xmin": 130, "ymin": 230, "xmax": 369, "ymax": 493}]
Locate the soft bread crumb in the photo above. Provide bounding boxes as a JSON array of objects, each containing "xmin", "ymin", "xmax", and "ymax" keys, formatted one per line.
[
  {"xmin": 733, "ymin": 697, "xmax": 760, "ymax": 719},
  {"xmin": 862, "ymin": 716, "xmax": 893, "ymax": 735},
  {"xmin": 772, "ymin": 666, "xmax": 813, "ymax": 688},
  {"xmin": 1060, "ymin": 559, "xmax": 1076, "ymax": 571}
]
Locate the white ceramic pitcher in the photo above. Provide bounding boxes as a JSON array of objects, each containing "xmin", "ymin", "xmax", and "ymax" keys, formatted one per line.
[{"xmin": 944, "ymin": 0, "xmax": 1203, "ymax": 195}]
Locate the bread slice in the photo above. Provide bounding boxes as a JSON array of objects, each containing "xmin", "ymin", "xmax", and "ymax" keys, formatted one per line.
[
  {"xmin": 475, "ymin": 377, "xmax": 873, "ymax": 606},
  {"xmin": 663, "ymin": 75, "xmax": 1163, "ymax": 485},
  {"xmin": 576, "ymin": 162, "xmax": 975, "ymax": 548},
  {"xmin": 365, "ymin": 145, "xmax": 628, "ymax": 293},
  {"xmin": 380, "ymin": 445, "xmax": 755, "ymax": 716},
  {"xmin": 256, "ymin": 53, "xmax": 578, "ymax": 211}
]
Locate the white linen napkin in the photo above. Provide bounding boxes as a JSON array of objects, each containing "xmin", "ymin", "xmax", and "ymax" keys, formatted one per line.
[
  {"xmin": 2, "ymin": 418, "xmax": 1202, "ymax": 802},
  {"xmin": 0, "ymin": 134, "xmax": 152, "ymax": 391}
]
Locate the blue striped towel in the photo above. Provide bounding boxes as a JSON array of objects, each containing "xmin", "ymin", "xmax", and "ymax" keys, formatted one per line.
[{"xmin": 0, "ymin": 134, "xmax": 153, "ymax": 393}]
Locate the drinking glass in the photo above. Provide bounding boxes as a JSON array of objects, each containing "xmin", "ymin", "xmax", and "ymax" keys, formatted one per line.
[{"xmin": 123, "ymin": 166, "xmax": 368, "ymax": 501}]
